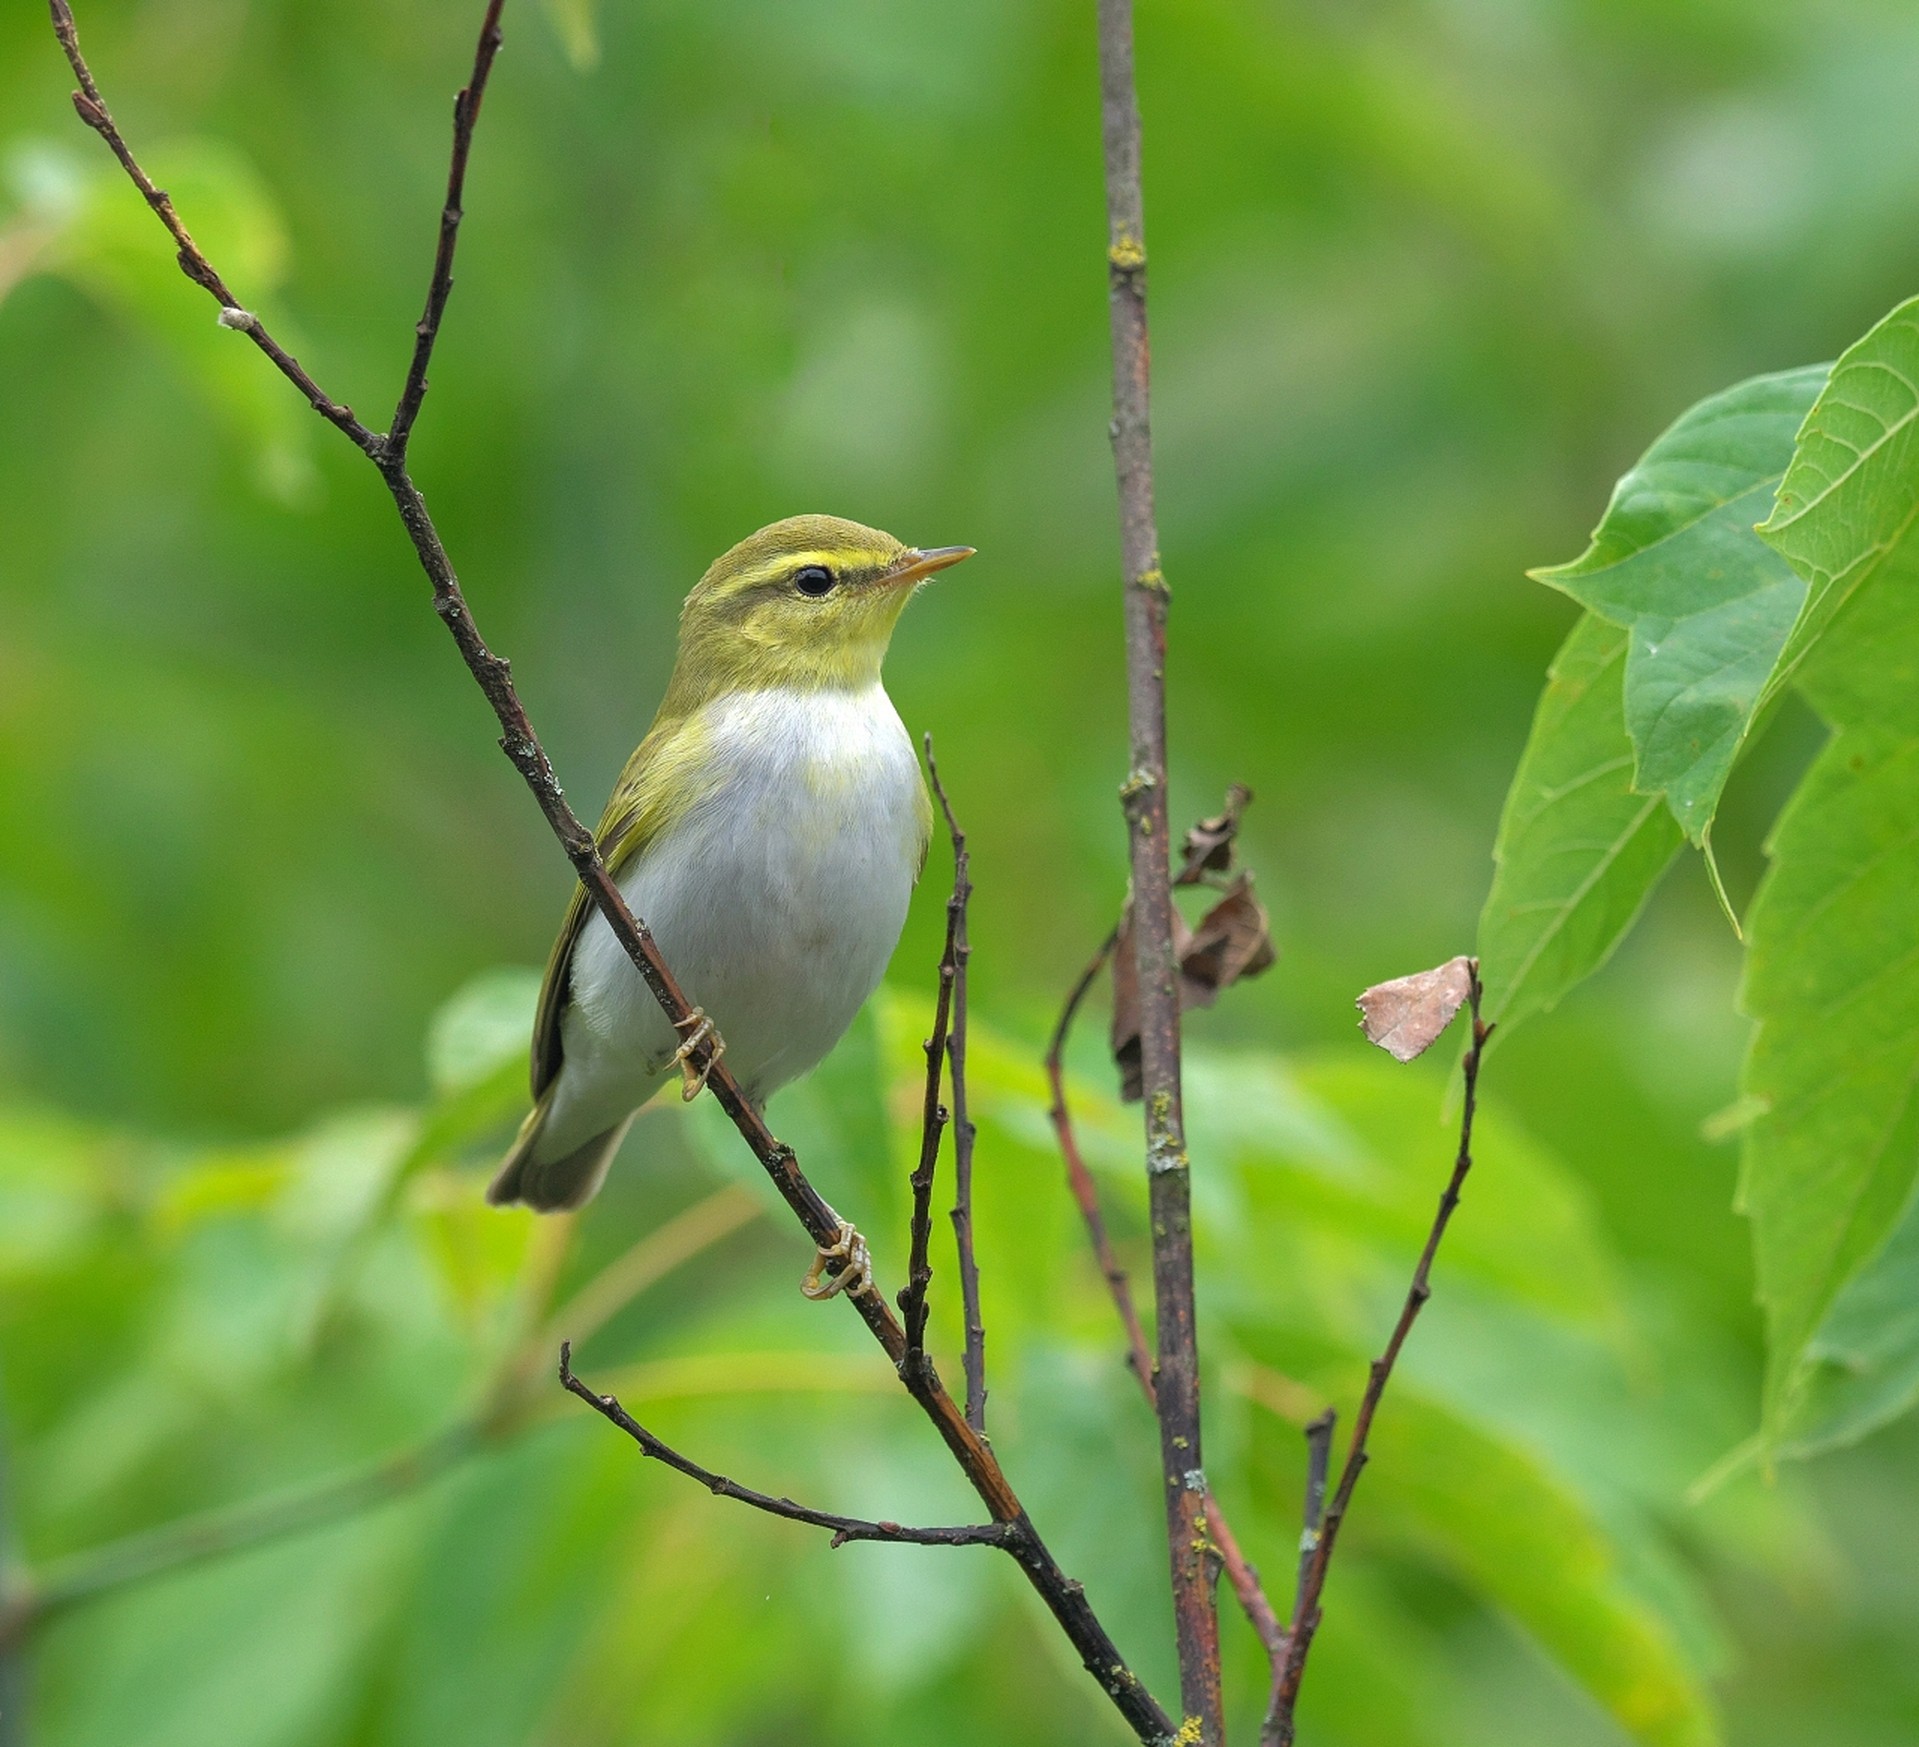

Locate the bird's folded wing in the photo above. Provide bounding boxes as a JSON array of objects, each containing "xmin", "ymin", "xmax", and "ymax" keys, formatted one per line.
[{"xmin": 528, "ymin": 711, "xmax": 703, "ymax": 1098}]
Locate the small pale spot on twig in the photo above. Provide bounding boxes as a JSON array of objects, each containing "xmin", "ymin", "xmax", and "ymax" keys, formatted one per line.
[{"xmin": 1355, "ymin": 955, "xmax": 1474, "ymax": 1063}]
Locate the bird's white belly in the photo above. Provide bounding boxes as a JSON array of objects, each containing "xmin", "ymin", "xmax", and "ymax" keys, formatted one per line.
[{"xmin": 554, "ymin": 685, "xmax": 924, "ymax": 1147}]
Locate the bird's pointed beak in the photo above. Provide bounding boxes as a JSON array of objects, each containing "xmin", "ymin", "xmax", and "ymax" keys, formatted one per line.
[{"xmin": 884, "ymin": 545, "xmax": 976, "ymax": 586}]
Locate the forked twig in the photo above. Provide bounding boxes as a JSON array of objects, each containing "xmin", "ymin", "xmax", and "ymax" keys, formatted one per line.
[
  {"xmin": 925, "ymin": 740, "xmax": 987, "ymax": 1431},
  {"xmin": 1265, "ymin": 964, "xmax": 1492, "ymax": 1743},
  {"xmin": 560, "ymin": 1346, "xmax": 1010, "ymax": 1549},
  {"xmin": 899, "ymin": 770, "xmax": 960, "ymax": 1366},
  {"xmin": 1045, "ymin": 798, "xmax": 1291, "ymax": 1684},
  {"xmin": 44, "ymin": 7, "xmax": 1172, "ymax": 1738}
]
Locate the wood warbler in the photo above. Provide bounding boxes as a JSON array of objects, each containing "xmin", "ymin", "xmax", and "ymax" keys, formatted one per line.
[{"xmin": 488, "ymin": 515, "xmax": 972, "ymax": 1213}]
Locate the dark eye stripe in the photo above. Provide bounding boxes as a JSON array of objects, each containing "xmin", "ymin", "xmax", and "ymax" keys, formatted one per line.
[{"xmin": 793, "ymin": 564, "xmax": 836, "ymax": 597}]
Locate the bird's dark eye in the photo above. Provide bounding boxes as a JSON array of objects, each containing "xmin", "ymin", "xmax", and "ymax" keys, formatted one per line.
[{"xmin": 792, "ymin": 564, "xmax": 836, "ymax": 598}]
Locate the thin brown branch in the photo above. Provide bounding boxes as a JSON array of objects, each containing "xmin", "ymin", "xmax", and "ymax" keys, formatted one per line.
[
  {"xmin": 47, "ymin": 1, "xmax": 378, "ymax": 449},
  {"xmin": 926, "ymin": 740, "xmax": 986, "ymax": 1432},
  {"xmin": 1042, "ymin": 790, "xmax": 1249, "ymax": 1397},
  {"xmin": 387, "ymin": 0, "xmax": 506, "ymax": 458},
  {"xmin": 900, "ymin": 777, "xmax": 960, "ymax": 1365},
  {"xmin": 1045, "ymin": 900, "xmax": 1286, "ymax": 1691},
  {"xmin": 47, "ymin": 9, "xmax": 1173, "ymax": 1739},
  {"xmin": 1096, "ymin": 1, "xmax": 1221, "ymax": 1733},
  {"xmin": 1292, "ymin": 1409, "xmax": 1335, "ymax": 1627},
  {"xmin": 559, "ymin": 1346, "xmax": 1009, "ymax": 1549},
  {"xmin": 1045, "ymin": 926, "xmax": 1144, "ymax": 1368},
  {"xmin": 1266, "ymin": 964, "xmax": 1491, "ymax": 1744}
]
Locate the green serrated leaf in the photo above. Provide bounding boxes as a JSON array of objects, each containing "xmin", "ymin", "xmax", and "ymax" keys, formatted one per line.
[
  {"xmin": 1476, "ymin": 612, "xmax": 1684, "ymax": 1032},
  {"xmin": 1758, "ymin": 297, "xmax": 1919, "ymax": 702},
  {"xmin": 1741, "ymin": 723, "xmax": 1919, "ymax": 1453},
  {"xmin": 1782, "ymin": 1177, "xmax": 1919, "ymax": 1459},
  {"xmin": 1738, "ymin": 296, "xmax": 1919, "ymax": 1458},
  {"xmin": 1536, "ymin": 366, "xmax": 1826, "ymax": 842}
]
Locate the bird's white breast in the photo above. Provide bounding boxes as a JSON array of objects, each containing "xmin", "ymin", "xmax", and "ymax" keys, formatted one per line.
[{"xmin": 558, "ymin": 684, "xmax": 925, "ymax": 1139}]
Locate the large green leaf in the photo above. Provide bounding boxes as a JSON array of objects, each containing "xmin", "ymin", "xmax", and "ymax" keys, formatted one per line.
[
  {"xmin": 1476, "ymin": 612, "xmax": 1684, "ymax": 1031},
  {"xmin": 1739, "ymin": 297, "xmax": 1919, "ymax": 1457},
  {"xmin": 1741, "ymin": 723, "xmax": 1919, "ymax": 1452},
  {"xmin": 1758, "ymin": 297, "xmax": 1919, "ymax": 701},
  {"xmin": 1537, "ymin": 365, "xmax": 1827, "ymax": 843},
  {"xmin": 1783, "ymin": 1179, "xmax": 1919, "ymax": 1458}
]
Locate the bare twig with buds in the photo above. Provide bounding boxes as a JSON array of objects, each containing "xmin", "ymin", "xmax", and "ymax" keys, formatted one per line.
[
  {"xmin": 1264, "ymin": 959, "xmax": 1492, "ymax": 1744},
  {"xmin": 925, "ymin": 739, "xmax": 988, "ymax": 1431}
]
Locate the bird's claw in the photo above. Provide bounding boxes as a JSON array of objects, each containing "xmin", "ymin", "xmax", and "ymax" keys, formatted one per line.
[
  {"xmin": 801, "ymin": 1219, "xmax": 876, "ymax": 1302},
  {"xmin": 670, "ymin": 1008, "xmax": 725, "ymax": 1102}
]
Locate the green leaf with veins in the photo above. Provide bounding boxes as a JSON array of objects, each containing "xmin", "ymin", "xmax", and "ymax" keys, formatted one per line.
[
  {"xmin": 1476, "ymin": 611, "xmax": 1684, "ymax": 1032},
  {"xmin": 1758, "ymin": 298, "xmax": 1919, "ymax": 705},
  {"xmin": 1740, "ymin": 723, "xmax": 1919, "ymax": 1454},
  {"xmin": 1782, "ymin": 1178, "xmax": 1919, "ymax": 1459},
  {"xmin": 1739, "ymin": 299, "xmax": 1919, "ymax": 1455},
  {"xmin": 1534, "ymin": 365, "xmax": 1827, "ymax": 843}
]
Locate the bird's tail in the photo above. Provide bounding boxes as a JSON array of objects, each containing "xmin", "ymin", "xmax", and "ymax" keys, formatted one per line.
[{"xmin": 486, "ymin": 1087, "xmax": 632, "ymax": 1212}]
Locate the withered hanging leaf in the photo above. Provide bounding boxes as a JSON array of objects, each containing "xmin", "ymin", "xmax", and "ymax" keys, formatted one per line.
[
  {"xmin": 1356, "ymin": 955, "xmax": 1475, "ymax": 1063},
  {"xmin": 1110, "ymin": 873, "xmax": 1277, "ymax": 1101},
  {"xmin": 1177, "ymin": 783, "xmax": 1253, "ymax": 883},
  {"xmin": 1180, "ymin": 874, "xmax": 1277, "ymax": 1005}
]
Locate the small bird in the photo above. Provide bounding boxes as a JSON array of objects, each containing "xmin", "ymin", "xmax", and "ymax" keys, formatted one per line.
[{"xmin": 488, "ymin": 515, "xmax": 972, "ymax": 1216}]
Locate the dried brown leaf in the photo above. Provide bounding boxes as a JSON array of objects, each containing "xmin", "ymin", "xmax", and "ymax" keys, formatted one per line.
[
  {"xmin": 1355, "ymin": 955, "xmax": 1475, "ymax": 1063},
  {"xmin": 1176, "ymin": 783, "xmax": 1253, "ymax": 884},
  {"xmin": 1180, "ymin": 874, "xmax": 1277, "ymax": 1006},
  {"xmin": 1110, "ymin": 873, "xmax": 1278, "ymax": 1101}
]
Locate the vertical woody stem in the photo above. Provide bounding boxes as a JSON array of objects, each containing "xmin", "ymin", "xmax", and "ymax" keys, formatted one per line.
[
  {"xmin": 928, "ymin": 749, "xmax": 988, "ymax": 1432},
  {"xmin": 1096, "ymin": 2, "xmax": 1223, "ymax": 1740}
]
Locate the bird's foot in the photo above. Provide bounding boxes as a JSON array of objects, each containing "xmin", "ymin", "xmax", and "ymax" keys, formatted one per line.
[
  {"xmin": 801, "ymin": 1219, "xmax": 876, "ymax": 1302},
  {"xmin": 670, "ymin": 1008, "xmax": 726, "ymax": 1102}
]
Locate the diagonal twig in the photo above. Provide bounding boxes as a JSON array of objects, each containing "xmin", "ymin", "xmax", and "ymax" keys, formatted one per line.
[
  {"xmin": 560, "ymin": 1346, "xmax": 1010, "ymax": 1549},
  {"xmin": 925, "ymin": 740, "xmax": 987, "ymax": 1432},
  {"xmin": 48, "ymin": 1, "xmax": 377, "ymax": 448},
  {"xmin": 1264, "ymin": 962, "xmax": 1492, "ymax": 1744},
  {"xmin": 44, "ymin": 8, "xmax": 1173, "ymax": 1739},
  {"xmin": 387, "ymin": 0, "xmax": 506, "ymax": 459}
]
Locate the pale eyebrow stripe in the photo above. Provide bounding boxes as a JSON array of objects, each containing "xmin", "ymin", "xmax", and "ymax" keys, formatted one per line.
[{"xmin": 737, "ymin": 547, "xmax": 884, "ymax": 588}]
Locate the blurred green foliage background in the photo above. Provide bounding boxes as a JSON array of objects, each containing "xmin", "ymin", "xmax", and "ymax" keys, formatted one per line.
[{"xmin": 3, "ymin": 0, "xmax": 1918, "ymax": 1742}]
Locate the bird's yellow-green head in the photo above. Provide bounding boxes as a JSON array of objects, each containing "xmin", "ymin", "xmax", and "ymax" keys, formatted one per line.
[{"xmin": 664, "ymin": 514, "xmax": 972, "ymax": 707}]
